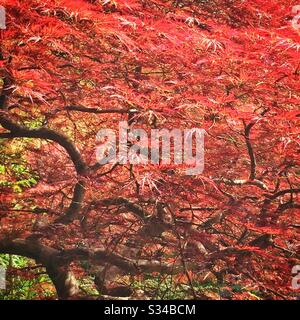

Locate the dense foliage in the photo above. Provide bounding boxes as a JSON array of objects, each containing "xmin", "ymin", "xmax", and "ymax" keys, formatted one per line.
[{"xmin": 0, "ymin": 0, "xmax": 299, "ymax": 299}]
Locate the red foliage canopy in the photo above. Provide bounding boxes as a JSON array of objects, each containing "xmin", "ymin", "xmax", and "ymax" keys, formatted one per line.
[{"xmin": 0, "ymin": 0, "xmax": 299, "ymax": 299}]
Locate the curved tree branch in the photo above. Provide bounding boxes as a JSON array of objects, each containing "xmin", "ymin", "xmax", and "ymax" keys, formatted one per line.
[
  {"xmin": 244, "ymin": 120, "xmax": 257, "ymax": 180},
  {"xmin": 100, "ymin": 197, "xmax": 151, "ymax": 221},
  {"xmin": 0, "ymin": 119, "xmax": 87, "ymax": 175},
  {"xmin": 243, "ymin": 108, "xmax": 269, "ymax": 181},
  {"xmin": 261, "ymin": 188, "xmax": 300, "ymax": 215},
  {"xmin": 65, "ymin": 105, "xmax": 131, "ymax": 114},
  {"xmin": 0, "ymin": 239, "xmax": 79, "ymax": 299},
  {"xmin": 0, "ymin": 75, "xmax": 87, "ymax": 225},
  {"xmin": 54, "ymin": 181, "xmax": 86, "ymax": 224}
]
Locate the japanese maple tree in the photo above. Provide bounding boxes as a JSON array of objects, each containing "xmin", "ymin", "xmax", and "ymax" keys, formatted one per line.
[{"xmin": 0, "ymin": 0, "xmax": 299, "ymax": 299}]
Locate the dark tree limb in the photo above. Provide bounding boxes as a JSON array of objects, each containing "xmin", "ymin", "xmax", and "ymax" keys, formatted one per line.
[
  {"xmin": 100, "ymin": 197, "xmax": 151, "ymax": 221},
  {"xmin": 65, "ymin": 105, "xmax": 132, "ymax": 114},
  {"xmin": 243, "ymin": 108, "xmax": 269, "ymax": 181},
  {"xmin": 179, "ymin": 207, "xmax": 217, "ymax": 212},
  {"xmin": 0, "ymin": 239, "xmax": 79, "ymax": 299},
  {"xmin": 261, "ymin": 188, "xmax": 300, "ymax": 215},
  {"xmin": 54, "ymin": 181, "xmax": 86, "ymax": 224},
  {"xmin": 0, "ymin": 119, "xmax": 87, "ymax": 175},
  {"xmin": 244, "ymin": 120, "xmax": 257, "ymax": 180},
  {"xmin": 0, "ymin": 73, "xmax": 88, "ymax": 225}
]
